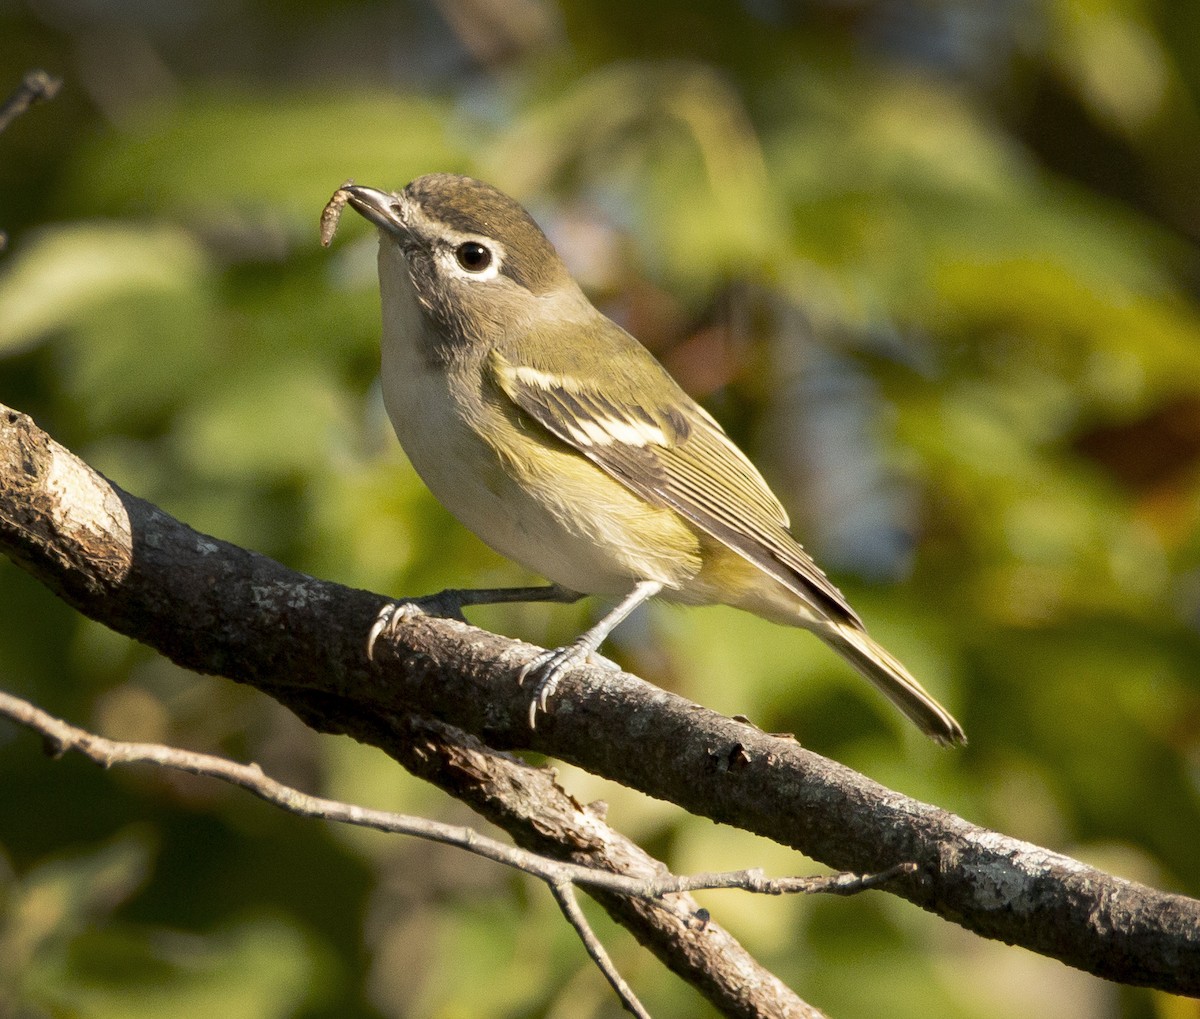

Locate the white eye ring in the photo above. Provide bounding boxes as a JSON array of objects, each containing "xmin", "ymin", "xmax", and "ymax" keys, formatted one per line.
[{"xmin": 440, "ymin": 239, "xmax": 503, "ymax": 281}]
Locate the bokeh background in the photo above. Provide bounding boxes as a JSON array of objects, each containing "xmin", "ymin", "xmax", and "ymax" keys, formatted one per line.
[{"xmin": 2, "ymin": 1, "xmax": 1199, "ymax": 1016}]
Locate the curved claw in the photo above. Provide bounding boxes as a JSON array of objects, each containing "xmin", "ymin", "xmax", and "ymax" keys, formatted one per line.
[
  {"xmin": 515, "ymin": 581, "xmax": 663, "ymax": 730},
  {"xmin": 365, "ymin": 607, "xmax": 393, "ymax": 660},
  {"xmin": 365, "ymin": 601, "xmax": 424, "ymax": 660},
  {"xmin": 517, "ymin": 644, "xmax": 588, "ymax": 729}
]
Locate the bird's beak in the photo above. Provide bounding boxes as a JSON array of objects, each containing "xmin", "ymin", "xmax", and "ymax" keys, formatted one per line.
[{"xmin": 343, "ymin": 185, "xmax": 407, "ymax": 238}]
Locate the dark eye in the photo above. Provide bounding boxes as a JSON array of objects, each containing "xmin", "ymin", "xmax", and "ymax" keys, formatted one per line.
[{"xmin": 456, "ymin": 241, "xmax": 493, "ymax": 273}]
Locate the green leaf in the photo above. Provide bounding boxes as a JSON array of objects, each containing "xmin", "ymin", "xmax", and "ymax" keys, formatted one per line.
[{"xmin": 0, "ymin": 224, "xmax": 210, "ymax": 357}]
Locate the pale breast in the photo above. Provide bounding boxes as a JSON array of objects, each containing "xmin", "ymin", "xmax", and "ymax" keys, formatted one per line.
[{"xmin": 375, "ymin": 241, "xmax": 703, "ymax": 595}]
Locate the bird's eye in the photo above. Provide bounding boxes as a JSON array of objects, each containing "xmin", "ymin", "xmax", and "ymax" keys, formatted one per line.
[{"xmin": 456, "ymin": 241, "xmax": 493, "ymax": 273}]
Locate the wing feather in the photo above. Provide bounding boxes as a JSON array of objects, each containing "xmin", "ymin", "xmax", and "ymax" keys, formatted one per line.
[{"xmin": 489, "ymin": 347, "xmax": 861, "ymax": 626}]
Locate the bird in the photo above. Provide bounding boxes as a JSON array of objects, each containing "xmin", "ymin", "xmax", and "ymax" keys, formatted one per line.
[{"xmin": 322, "ymin": 173, "xmax": 965, "ymax": 745}]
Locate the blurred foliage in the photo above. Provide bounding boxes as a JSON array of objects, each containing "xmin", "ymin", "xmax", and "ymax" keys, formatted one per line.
[{"xmin": 2, "ymin": 1, "xmax": 1199, "ymax": 1016}]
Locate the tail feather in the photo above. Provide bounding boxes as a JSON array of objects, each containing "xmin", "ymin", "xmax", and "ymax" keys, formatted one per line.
[{"xmin": 819, "ymin": 623, "xmax": 966, "ymax": 746}]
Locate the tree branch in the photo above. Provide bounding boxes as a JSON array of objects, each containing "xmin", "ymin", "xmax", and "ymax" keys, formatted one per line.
[
  {"xmin": 1, "ymin": 401, "xmax": 1198, "ymax": 1001},
  {"xmin": 0, "ymin": 402, "xmax": 818, "ymax": 1018},
  {"xmin": 0, "ymin": 686, "xmax": 908, "ymax": 903},
  {"xmin": 0, "ymin": 687, "xmax": 905, "ymax": 1018}
]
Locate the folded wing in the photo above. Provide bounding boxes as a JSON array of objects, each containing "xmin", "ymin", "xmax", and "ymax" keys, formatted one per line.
[{"xmin": 489, "ymin": 346, "xmax": 861, "ymax": 627}]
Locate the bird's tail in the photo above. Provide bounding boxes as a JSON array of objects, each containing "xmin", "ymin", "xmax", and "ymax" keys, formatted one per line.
[{"xmin": 819, "ymin": 622, "xmax": 966, "ymax": 745}]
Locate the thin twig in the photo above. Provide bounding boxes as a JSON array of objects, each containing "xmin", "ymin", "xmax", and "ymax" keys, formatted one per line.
[
  {"xmin": 0, "ymin": 686, "xmax": 910, "ymax": 1017},
  {"xmin": 551, "ymin": 880, "xmax": 651, "ymax": 1019},
  {"xmin": 0, "ymin": 69, "xmax": 63, "ymax": 253},
  {"xmin": 0, "ymin": 689, "xmax": 906, "ymax": 903},
  {"xmin": 651, "ymin": 863, "xmax": 917, "ymax": 897},
  {"xmin": 0, "ymin": 70, "xmax": 61, "ymax": 137}
]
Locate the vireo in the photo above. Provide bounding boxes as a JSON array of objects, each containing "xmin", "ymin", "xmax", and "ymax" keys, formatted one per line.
[{"xmin": 322, "ymin": 174, "xmax": 965, "ymax": 745}]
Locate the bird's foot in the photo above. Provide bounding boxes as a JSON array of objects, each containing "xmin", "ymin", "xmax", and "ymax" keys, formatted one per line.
[
  {"xmin": 517, "ymin": 640, "xmax": 615, "ymax": 729},
  {"xmin": 365, "ymin": 591, "xmax": 469, "ymax": 660},
  {"xmin": 366, "ymin": 602, "xmax": 420, "ymax": 660}
]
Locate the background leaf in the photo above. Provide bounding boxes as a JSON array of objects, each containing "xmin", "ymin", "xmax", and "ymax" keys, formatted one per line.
[{"xmin": 1, "ymin": 1, "xmax": 1198, "ymax": 1015}]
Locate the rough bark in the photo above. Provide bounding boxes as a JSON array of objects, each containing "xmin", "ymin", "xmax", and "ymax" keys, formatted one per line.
[{"xmin": 2, "ymin": 402, "xmax": 1198, "ymax": 1002}]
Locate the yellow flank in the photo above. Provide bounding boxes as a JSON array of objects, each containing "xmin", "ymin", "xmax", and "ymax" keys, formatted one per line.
[
  {"xmin": 475, "ymin": 381, "xmax": 706, "ymax": 594},
  {"xmin": 681, "ymin": 534, "xmax": 805, "ymax": 624},
  {"xmin": 475, "ymin": 362, "xmax": 810, "ymax": 622}
]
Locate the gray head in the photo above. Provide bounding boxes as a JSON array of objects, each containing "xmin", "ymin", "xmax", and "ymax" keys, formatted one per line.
[{"xmin": 343, "ymin": 174, "xmax": 580, "ymax": 346}]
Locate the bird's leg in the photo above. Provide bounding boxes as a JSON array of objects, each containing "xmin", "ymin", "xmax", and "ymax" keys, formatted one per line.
[
  {"xmin": 518, "ymin": 580, "xmax": 663, "ymax": 729},
  {"xmin": 442, "ymin": 583, "xmax": 585, "ymax": 610},
  {"xmin": 366, "ymin": 583, "xmax": 583, "ymax": 659}
]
